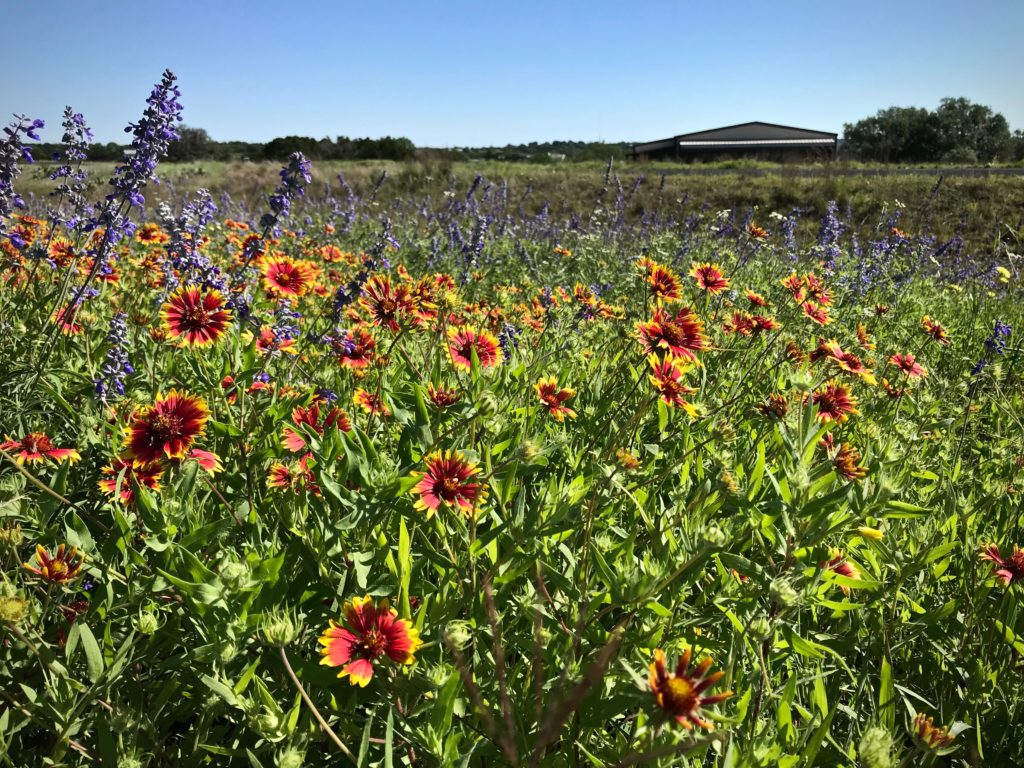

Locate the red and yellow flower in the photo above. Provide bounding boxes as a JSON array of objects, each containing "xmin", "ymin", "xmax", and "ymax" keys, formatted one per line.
[
  {"xmin": 534, "ymin": 376, "xmax": 577, "ymax": 421},
  {"xmin": 23, "ymin": 544, "xmax": 84, "ymax": 585},
  {"xmin": 124, "ymin": 390, "xmax": 209, "ymax": 465},
  {"xmin": 319, "ymin": 596, "xmax": 422, "ymax": 687},
  {"xmin": 889, "ymin": 352, "xmax": 927, "ymax": 379},
  {"xmin": 980, "ymin": 543, "xmax": 1024, "ymax": 586},
  {"xmin": 0, "ymin": 433, "xmax": 80, "ymax": 465},
  {"xmin": 427, "ymin": 384, "xmax": 462, "ymax": 409},
  {"xmin": 448, "ymin": 326, "xmax": 501, "ymax": 371},
  {"xmin": 282, "ymin": 402, "xmax": 352, "ymax": 452},
  {"xmin": 811, "ymin": 381, "xmax": 859, "ymax": 423},
  {"xmin": 649, "ymin": 648, "xmax": 732, "ymax": 729},
  {"xmin": 833, "ymin": 443, "xmax": 868, "ymax": 481},
  {"xmin": 912, "ymin": 714, "xmax": 955, "ymax": 753},
  {"xmin": 412, "ymin": 450, "xmax": 486, "ymax": 518},
  {"xmin": 819, "ymin": 548, "xmax": 860, "ymax": 593},
  {"xmin": 648, "ymin": 355, "xmax": 699, "ymax": 416},
  {"xmin": 646, "ymin": 264, "xmax": 682, "ymax": 303},
  {"xmin": 921, "ymin": 316, "xmax": 950, "ymax": 345},
  {"xmin": 261, "ymin": 255, "xmax": 315, "ymax": 297},
  {"xmin": 98, "ymin": 456, "xmax": 164, "ymax": 504},
  {"xmin": 689, "ymin": 262, "xmax": 730, "ymax": 294},
  {"xmin": 353, "ymin": 388, "xmax": 391, "ymax": 417},
  {"xmin": 637, "ymin": 307, "xmax": 708, "ymax": 362},
  {"xmin": 161, "ymin": 286, "xmax": 232, "ymax": 346}
]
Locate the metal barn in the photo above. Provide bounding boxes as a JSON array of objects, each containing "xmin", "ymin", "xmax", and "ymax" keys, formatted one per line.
[{"xmin": 633, "ymin": 121, "xmax": 838, "ymax": 162}]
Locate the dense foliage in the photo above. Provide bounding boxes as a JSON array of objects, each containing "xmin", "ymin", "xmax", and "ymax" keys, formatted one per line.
[
  {"xmin": 843, "ymin": 97, "xmax": 1017, "ymax": 164},
  {"xmin": 2, "ymin": 74, "xmax": 1023, "ymax": 768}
]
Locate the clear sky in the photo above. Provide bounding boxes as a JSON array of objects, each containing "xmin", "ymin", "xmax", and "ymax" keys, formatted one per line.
[{"xmin": 3, "ymin": 0, "xmax": 1022, "ymax": 146}]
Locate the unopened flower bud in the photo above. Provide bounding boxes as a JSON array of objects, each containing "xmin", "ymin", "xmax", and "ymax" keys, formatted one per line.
[
  {"xmin": 276, "ymin": 747, "xmax": 305, "ymax": 768},
  {"xmin": 132, "ymin": 610, "xmax": 159, "ymax": 635},
  {"xmin": 770, "ymin": 578, "xmax": 800, "ymax": 608},
  {"xmin": 261, "ymin": 609, "xmax": 299, "ymax": 647},
  {"xmin": 445, "ymin": 620, "xmax": 473, "ymax": 651}
]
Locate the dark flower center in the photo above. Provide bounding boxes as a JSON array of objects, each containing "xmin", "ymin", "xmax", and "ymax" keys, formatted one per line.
[
  {"xmin": 662, "ymin": 677, "xmax": 698, "ymax": 712},
  {"xmin": 151, "ymin": 413, "xmax": 184, "ymax": 442}
]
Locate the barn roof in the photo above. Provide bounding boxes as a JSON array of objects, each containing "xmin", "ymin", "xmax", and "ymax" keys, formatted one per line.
[{"xmin": 634, "ymin": 122, "xmax": 837, "ymax": 153}]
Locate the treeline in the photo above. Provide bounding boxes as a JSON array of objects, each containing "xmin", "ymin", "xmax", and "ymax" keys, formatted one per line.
[
  {"xmin": 32, "ymin": 128, "xmax": 631, "ymax": 165},
  {"xmin": 843, "ymin": 97, "xmax": 1024, "ymax": 163},
  {"xmin": 31, "ymin": 128, "xmax": 417, "ymax": 163},
  {"xmin": 442, "ymin": 140, "xmax": 631, "ymax": 162}
]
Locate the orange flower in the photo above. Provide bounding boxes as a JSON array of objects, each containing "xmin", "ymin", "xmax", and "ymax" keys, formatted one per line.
[
  {"xmin": 448, "ymin": 326, "xmax": 501, "ymax": 371},
  {"xmin": 637, "ymin": 307, "xmax": 708, "ymax": 362},
  {"xmin": 921, "ymin": 316, "xmax": 950, "ymax": 345},
  {"xmin": 319, "ymin": 596, "xmax": 422, "ymax": 687},
  {"xmin": 98, "ymin": 456, "xmax": 164, "ymax": 504},
  {"xmin": 412, "ymin": 450, "xmax": 486, "ymax": 518},
  {"xmin": 648, "ymin": 355, "xmax": 698, "ymax": 416},
  {"xmin": 748, "ymin": 222, "xmax": 768, "ymax": 239},
  {"xmin": 781, "ymin": 273, "xmax": 805, "ymax": 302},
  {"xmin": 534, "ymin": 376, "xmax": 576, "ymax": 421},
  {"xmin": 689, "ymin": 262, "xmax": 730, "ymax": 294},
  {"xmin": 856, "ymin": 322, "xmax": 876, "ymax": 351},
  {"xmin": 267, "ymin": 455, "xmax": 320, "ymax": 495},
  {"xmin": 801, "ymin": 302, "xmax": 830, "ymax": 326},
  {"xmin": 833, "ymin": 443, "xmax": 868, "ymax": 481},
  {"xmin": 649, "ymin": 648, "xmax": 732, "ymax": 730},
  {"xmin": 427, "ymin": 384, "xmax": 462, "ymax": 409},
  {"xmin": 262, "ymin": 255, "xmax": 314, "ymax": 296},
  {"xmin": 745, "ymin": 289, "xmax": 768, "ymax": 307},
  {"xmin": 124, "ymin": 391, "xmax": 209, "ymax": 465},
  {"xmin": 161, "ymin": 286, "xmax": 232, "ymax": 346},
  {"xmin": 1, "ymin": 432, "xmax": 80, "ymax": 465},
  {"xmin": 254, "ymin": 326, "xmax": 298, "ymax": 356},
  {"xmin": 52, "ymin": 305, "xmax": 83, "ymax": 335},
  {"xmin": 24, "ymin": 544, "xmax": 84, "ymax": 585},
  {"xmin": 811, "ymin": 381, "xmax": 859, "ymax": 423},
  {"xmin": 912, "ymin": 714, "xmax": 955, "ymax": 753},
  {"xmin": 757, "ymin": 393, "xmax": 789, "ymax": 419},
  {"xmin": 353, "ymin": 388, "xmax": 391, "ymax": 417}
]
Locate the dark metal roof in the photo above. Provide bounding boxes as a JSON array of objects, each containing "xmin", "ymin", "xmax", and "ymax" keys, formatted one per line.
[
  {"xmin": 634, "ymin": 122, "xmax": 837, "ymax": 153},
  {"xmin": 675, "ymin": 121, "xmax": 837, "ymax": 142}
]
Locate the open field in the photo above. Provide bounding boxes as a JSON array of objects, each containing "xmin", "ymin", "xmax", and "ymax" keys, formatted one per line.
[
  {"xmin": 15, "ymin": 159, "xmax": 1024, "ymax": 250},
  {"xmin": 2, "ymin": 125, "xmax": 1024, "ymax": 767}
]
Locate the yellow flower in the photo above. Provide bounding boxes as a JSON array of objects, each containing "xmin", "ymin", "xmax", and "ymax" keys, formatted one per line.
[{"xmin": 857, "ymin": 526, "xmax": 884, "ymax": 541}]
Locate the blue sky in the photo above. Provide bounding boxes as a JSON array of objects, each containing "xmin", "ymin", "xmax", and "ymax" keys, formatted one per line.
[{"xmin": 4, "ymin": 0, "xmax": 1022, "ymax": 146}]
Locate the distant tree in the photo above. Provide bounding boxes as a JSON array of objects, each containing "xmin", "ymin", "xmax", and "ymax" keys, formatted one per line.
[
  {"xmin": 934, "ymin": 97, "xmax": 1011, "ymax": 162},
  {"xmin": 843, "ymin": 107, "xmax": 942, "ymax": 163},
  {"xmin": 844, "ymin": 98, "xmax": 1013, "ymax": 164},
  {"xmin": 1012, "ymin": 130, "xmax": 1024, "ymax": 162},
  {"xmin": 166, "ymin": 126, "xmax": 213, "ymax": 162}
]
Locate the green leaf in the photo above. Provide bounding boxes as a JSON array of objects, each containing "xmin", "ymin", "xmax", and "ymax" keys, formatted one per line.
[
  {"xmin": 879, "ymin": 655, "xmax": 895, "ymax": 729},
  {"xmin": 384, "ymin": 707, "xmax": 394, "ymax": 768},
  {"xmin": 79, "ymin": 623, "xmax": 104, "ymax": 683}
]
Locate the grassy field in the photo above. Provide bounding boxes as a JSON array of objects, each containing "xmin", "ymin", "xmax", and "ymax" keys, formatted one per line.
[{"xmin": 17, "ymin": 159, "xmax": 1024, "ymax": 250}]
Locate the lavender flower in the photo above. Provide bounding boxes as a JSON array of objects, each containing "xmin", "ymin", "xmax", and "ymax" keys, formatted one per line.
[
  {"xmin": 98, "ymin": 69, "xmax": 183, "ymax": 241},
  {"xmin": 158, "ymin": 190, "xmax": 223, "ymax": 294},
  {"xmin": 94, "ymin": 312, "xmax": 133, "ymax": 401},
  {"xmin": 261, "ymin": 152, "xmax": 312, "ymax": 233},
  {"xmin": 972, "ymin": 320, "xmax": 1012, "ymax": 376},
  {"xmin": 1, "ymin": 115, "xmax": 44, "ymax": 244},
  {"xmin": 497, "ymin": 323, "xmax": 521, "ymax": 361},
  {"xmin": 815, "ymin": 200, "xmax": 844, "ymax": 274},
  {"xmin": 47, "ymin": 107, "xmax": 93, "ymax": 232}
]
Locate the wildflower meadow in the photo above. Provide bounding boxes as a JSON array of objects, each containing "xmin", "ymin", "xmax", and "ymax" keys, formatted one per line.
[{"xmin": 2, "ymin": 72, "xmax": 1023, "ymax": 768}]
